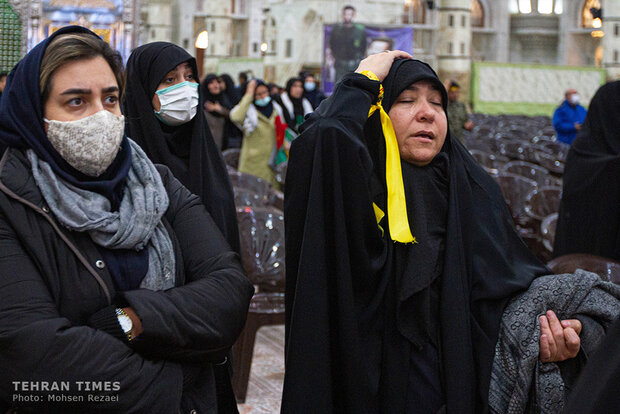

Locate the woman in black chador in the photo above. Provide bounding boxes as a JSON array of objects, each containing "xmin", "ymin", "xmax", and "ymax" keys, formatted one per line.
[
  {"xmin": 553, "ymin": 80, "xmax": 620, "ymax": 261},
  {"xmin": 123, "ymin": 43, "xmax": 239, "ymax": 254},
  {"xmin": 282, "ymin": 52, "xmax": 582, "ymax": 413}
]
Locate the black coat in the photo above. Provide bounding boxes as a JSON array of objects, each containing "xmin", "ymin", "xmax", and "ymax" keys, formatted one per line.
[{"xmin": 0, "ymin": 149, "xmax": 254, "ymax": 413}]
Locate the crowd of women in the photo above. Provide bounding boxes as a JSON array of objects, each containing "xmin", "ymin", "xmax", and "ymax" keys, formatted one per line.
[{"xmin": 0, "ymin": 25, "xmax": 619, "ymax": 414}]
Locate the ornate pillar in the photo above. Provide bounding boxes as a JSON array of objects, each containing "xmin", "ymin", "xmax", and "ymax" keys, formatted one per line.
[
  {"xmin": 602, "ymin": 1, "xmax": 620, "ymax": 79},
  {"xmin": 436, "ymin": 0, "xmax": 472, "ymax": 97}
]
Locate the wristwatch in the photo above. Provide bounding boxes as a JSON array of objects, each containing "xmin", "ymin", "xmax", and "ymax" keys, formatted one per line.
[{"xmin": 115, "ymin": 308, "xmax": 133, "ymax": 342}]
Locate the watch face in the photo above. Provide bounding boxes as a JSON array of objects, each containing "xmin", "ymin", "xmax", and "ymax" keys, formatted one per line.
[{"xmin": 118, "ymin": 314, "xmax": 132, "ymax": 333}]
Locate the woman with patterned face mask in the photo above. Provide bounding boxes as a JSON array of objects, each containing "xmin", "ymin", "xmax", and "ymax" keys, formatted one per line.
[
  {"xmin": 0, "ymin": 26, "xmax": 253, "ymax": 413},
  {"xmin": 123, "ymin": 42, "xmax": 240, "ymax": 256}
]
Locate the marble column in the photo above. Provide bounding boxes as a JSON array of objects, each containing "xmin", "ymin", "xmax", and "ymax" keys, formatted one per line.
[
  {"xmin": 602, "ymin": 0, "xmax": 620, "ymax": 79},
  {"xmin": 437, "ymin": 0, "xmax": 472, "ymax": 98}
]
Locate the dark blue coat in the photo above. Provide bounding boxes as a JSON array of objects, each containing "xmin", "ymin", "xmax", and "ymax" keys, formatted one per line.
[{"xmin": 552, "ymin": 100, "xmax": 587, "ymax": 145}]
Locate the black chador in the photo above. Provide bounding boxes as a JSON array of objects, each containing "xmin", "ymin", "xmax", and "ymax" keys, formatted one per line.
[
  {"xmin": 554, "ymin": 80, "xmax": 620, "ymax": 261},
  {"xmin": 123, "ymin": 43, "xmax": 239, "ymax": 254},
  {"xmin": 282, "ymin": 60, "xmax": 548, "ymax": 414}
]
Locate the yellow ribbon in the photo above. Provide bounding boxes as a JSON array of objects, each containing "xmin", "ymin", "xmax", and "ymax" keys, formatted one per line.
[
  {"xmin": 368, "ymin": 103, "xmax": 415, "ymax": 243},
  {"xmin": 359, "ymin": 70, "xmax": 415, "ymax": 243}
]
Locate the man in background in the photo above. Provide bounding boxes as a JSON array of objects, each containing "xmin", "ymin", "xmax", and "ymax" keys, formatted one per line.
[
  {"xmin": 327, "ymin": 5, "xmax": 367, "ymax": 84},
  {"xmin": 446, "ymin": 80, "xmax": 474, "ymax": 144},
  {"xmin": 553, "ymin": 88, "xmax": 587, "ymax": 145}
]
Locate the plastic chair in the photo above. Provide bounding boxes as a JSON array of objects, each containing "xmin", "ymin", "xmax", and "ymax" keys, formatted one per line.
[
  {"xmin": 469, "ymin": 150, "xmax": 508, "ymax": 175},
  {"xmin": 540, "ymin": 213, "xmax": 558, "ymax": 254},
  {"xmin": 233, "ymin": 187, "xmax": 268, "ymax": 209},
  {"xmin": 266, "ymin": 188, "xmax": 284, "ymax": 211},
  {"xmin": 547, "ymin": 254, "xmax": 620, "ymax": 284},
  {"xmin": 273, "ymin": 161, "xmax": 288, "ymax": 188},
  {"xmin": 524, "ymin": 187, "xmax": 562, "ymax": 222},
  {"xmin": 228, "ymin": 171, "xmax": 271, "ymax": 195},
  {"xmin": 534, "ymin": 152, "xmax": 565, "ymax": 176},
  {"xmin": 540, "ymin": 141, "xmax": 569, "ymax": 162},
  {"xmin": 495, "ymin": 173, "xmax": 538, "ymax": 227},
  {"xmin": 232, "ymin": 207, "xmax": 286, "ymax": 402},
  {"xmin": 502, "ymin": 161, "xmax": 556, "ymax": 187},
  {"xmin": 222, "ymin": 148, "xmax": 241, "ymax": 170}
]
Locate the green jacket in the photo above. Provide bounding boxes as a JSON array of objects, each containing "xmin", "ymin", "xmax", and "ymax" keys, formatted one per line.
[{"xmin": 230, "ymin": 94, "xmax": 280, "ymax": 186}]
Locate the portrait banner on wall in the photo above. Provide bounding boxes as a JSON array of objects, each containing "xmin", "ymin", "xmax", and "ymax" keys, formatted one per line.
[{"xmin": 322, "ymin": 24, "xmax": 413, "ymax": 95}]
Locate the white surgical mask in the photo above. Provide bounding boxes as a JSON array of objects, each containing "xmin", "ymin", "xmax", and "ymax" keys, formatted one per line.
[
  {"xmin": 570, "ymin": 94, "xmax": 580, "ymax": 105},
  {"xmin": 254, "ymin": 96, "xmax": 271, "ymax": 107},
  {"xmin": 44, "ymin": 110, "xmax": 125, "ymax": 177},
  {"xmin": 304, "ymin": 81, "xmax": 316, "ymax": 91},
  {"xmin": 154, "ymin": 81, "xmax": 199, "ymax": 126}
]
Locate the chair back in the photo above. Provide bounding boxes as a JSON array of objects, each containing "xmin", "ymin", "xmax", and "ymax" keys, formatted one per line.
[
  {"xmin": 495, "ymin": 173, "xmax": 538, "ymax": 225},
  {"xmin": 502, "ymin": 161, "xmax": 556, "ymax": 187},
  {"xmin": 547, "ymin": 254, "xmax": 620, "ymax": 284},
  {"xmin": 229, "ymin": 171, "xmax": 271, "ymax": 195},
  {"xmin": 236, "ymin": 207, "xmax": 285, "ymax": 292},
  {"xmin": 234, "ymin": 187, "xmax": 268, "ymax": 208},
  {"xmin": 524, "ymin": 186, "xmax": 562, "ymax": 221},
  {"xmin": 222, "ymin": 148, "xmax": 241, "ymax": 170},
  {"xmin": 540, "ymin": 213, "xmax": 558, "ymax": 254}
]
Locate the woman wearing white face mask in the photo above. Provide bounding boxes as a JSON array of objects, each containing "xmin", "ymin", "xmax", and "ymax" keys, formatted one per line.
[
  {"xmin": 0, "ymin": 26, "xmax": 253, "ymax": 413},
  {"xmin": 230, "ymin": 79, "xmax": 285, "ymax": 186},
  {"xmin": 124, "ymin": 42, "xmax": 240, "ymax": 257}
]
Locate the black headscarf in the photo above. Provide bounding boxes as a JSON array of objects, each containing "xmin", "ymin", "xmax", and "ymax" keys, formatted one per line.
[
  {"xmin": 252, "ymin": 79, "xmax": 274, "ymax": 119},
  {"xmin": 123, "ymin": 42, "xmax": 239, "ymax": 253},
  {"xmin": 553, "ymin": 80, "xmax": 620, "ymax": 261},
  {"xmin": 0, "ymin": 25, "xmax": 132, "ymax": 202},
  {"xmin": 283, "ymin": 60, "xmax": 547, "ymax": 414},
  {"xmin": 283, "ymin": 77, "xmax": 305, "ymax": 130},
  {"xmin": 201, "ymin": 73, "xmax": 231, "ymax": 114},
  {"xmin": 219, "ymin": 73, "xmax": 239, "ymax": 106}
]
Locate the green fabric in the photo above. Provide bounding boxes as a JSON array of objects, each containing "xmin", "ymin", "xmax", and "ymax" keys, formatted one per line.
[
  {"xmin": 230, "ymin": 94, "xmax": 278, "ymax": 186},
  {"xmin": 273, "ymin": 128, "xmax": 298, "ymax": 167}
]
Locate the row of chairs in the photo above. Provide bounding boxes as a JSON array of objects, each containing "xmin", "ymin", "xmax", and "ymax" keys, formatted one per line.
[{"xmin": 221, "ymin": 150, "xmax": 287, "ymax": 402}]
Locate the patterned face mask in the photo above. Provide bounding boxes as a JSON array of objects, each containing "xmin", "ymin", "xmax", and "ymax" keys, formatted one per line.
[
  {"xmin": 44, "ymin": 110, "xmax": 125, "ymax": 177},
  {"xmin": 153, "ymin": 81, "xmax": 199, "ymax": 126}
]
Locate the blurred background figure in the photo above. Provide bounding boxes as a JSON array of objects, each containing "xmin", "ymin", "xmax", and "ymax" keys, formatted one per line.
[
  {"xmin": 446, "ymin": 80, "xmax": 474, "ymax": 144},
  {"xmin": 218, "ymin": 73, "xmax": 240, "ymax": 105},
  {"xmin": 230, "ymin": 79, "xmax": 284, "ymax": 187},
  {"xmin": 278, "ymin": 77, "xmax": 313, "ymax": 133},
  {"xmin": 268, "ymin": 82, "xmax": 282, "ymax": 100},
  {"xmin": 236, "ymin": 71, "xmax": 249, "ymax": 100},
  {"xmin": 202, "ymin": 73, "xmax": 233, "ymax": 150},
  {"xmin": 366, "ymin": 37, "xmax": 394, "ymax": 55},
  {"xmin": 552, "ymin": 88, "xmax": 587, "ymax": 145},
  {"xmin": 302, "ymin": 73, "xmax": 326, "ymax": 109}
]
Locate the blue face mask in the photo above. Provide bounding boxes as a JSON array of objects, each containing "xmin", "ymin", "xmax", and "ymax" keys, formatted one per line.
[
  {"xmin": 304, "ymin": 81, "xmax": 316, "ymax": 91},
  {"xmin": 254, "ymin": 96, "xmax": 271, "ymax": 107}
]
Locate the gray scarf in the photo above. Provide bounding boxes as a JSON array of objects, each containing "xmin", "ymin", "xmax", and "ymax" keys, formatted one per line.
[
  {"xmin": 489, "ymin": 270, "xmax": 620, "ymax": 414},
  {"xmin": 27, "ymin": 139, "xmax": 176, "ymax": 291}
]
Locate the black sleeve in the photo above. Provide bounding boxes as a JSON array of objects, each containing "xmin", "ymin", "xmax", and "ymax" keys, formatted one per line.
[
  {"xmin": 0, "ymin": 213, "xmax": 184, "ymax": 413},
  {"xmin": 282, "ymin": 73, "xmax": 389, "ymax": 413},
  {"xmin": 120, "ymin": 166, "xmax": 254, "ymax": 363}
]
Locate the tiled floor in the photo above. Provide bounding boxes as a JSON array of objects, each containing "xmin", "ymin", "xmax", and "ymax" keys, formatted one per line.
[{"xmin": 237, "ymin": 325, "xmax": 285, "ymax": 414}]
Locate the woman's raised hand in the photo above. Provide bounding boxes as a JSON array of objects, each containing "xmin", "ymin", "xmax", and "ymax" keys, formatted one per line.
[
  {"xmin": 355, "ymin": 50, "xmax": 413, "ymax": 82},
  {"xmin": 246, "ymin": 79, "xmax": 257, "ymax": 96}
]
